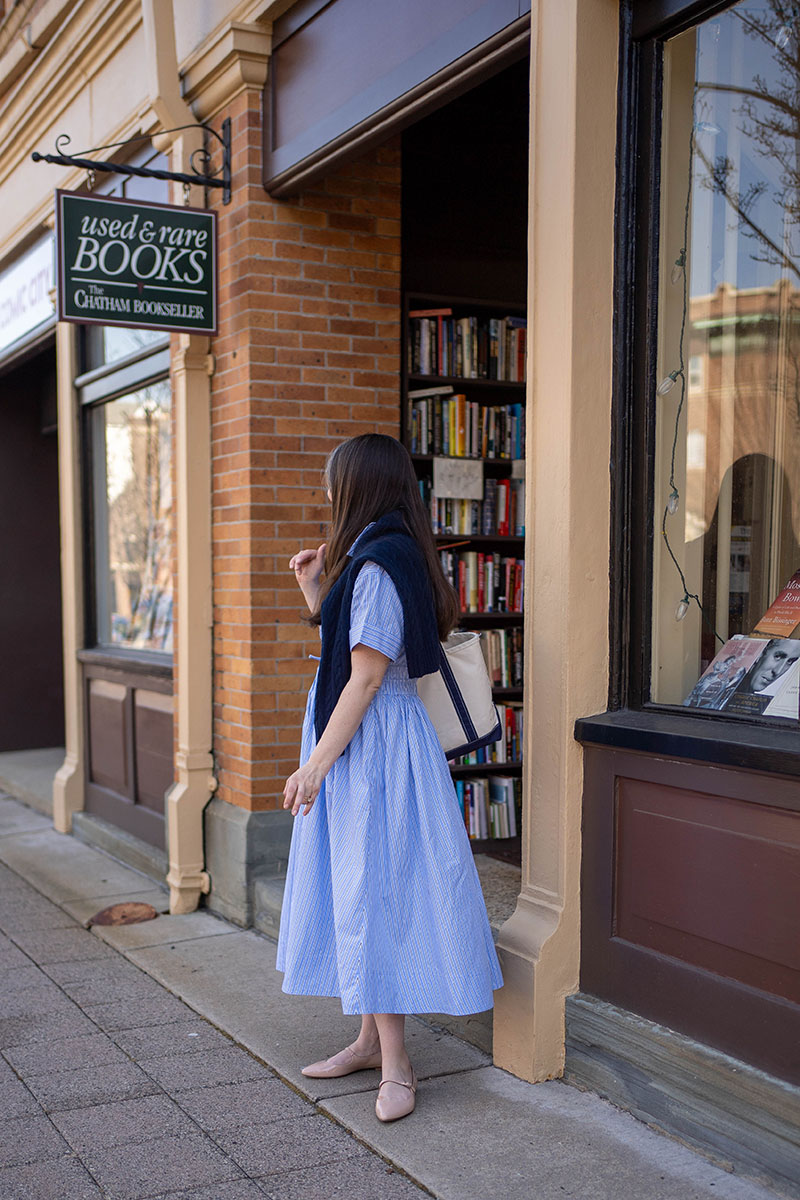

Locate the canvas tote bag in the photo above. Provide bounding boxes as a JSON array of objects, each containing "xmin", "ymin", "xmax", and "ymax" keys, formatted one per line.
[{"xmin": 417, "ymin": 631, "xmax": 502, "ymax": 759}]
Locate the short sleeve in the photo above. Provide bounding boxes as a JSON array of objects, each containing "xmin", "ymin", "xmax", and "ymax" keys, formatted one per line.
[{"xmin": 349, "ymin": 562, "xmax": 404, "ymax": 660}]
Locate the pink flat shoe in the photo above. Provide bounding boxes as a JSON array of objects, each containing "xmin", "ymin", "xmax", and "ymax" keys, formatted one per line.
[
  {"xmin": 375, "ymin": 1068, "xmax": 417, "ymax": 1122},
  {"xmin": 301, "ymin": 1043, "xmax": 382, "ymax": 1078}
]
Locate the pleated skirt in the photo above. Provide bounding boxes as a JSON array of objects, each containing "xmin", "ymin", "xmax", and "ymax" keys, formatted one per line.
[{"xmin": 276, "ymin": 666, "xmax": 504, "ymax": 1015}]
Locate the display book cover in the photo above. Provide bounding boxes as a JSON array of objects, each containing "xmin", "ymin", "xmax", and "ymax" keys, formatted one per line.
[{"xmin": 683, "ymin": 570, "xmax": 800, "ymax": 718}]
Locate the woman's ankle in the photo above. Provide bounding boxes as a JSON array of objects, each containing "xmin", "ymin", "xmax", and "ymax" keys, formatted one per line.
[
  {"xmin": 380, "ymin": 1051, "xmax": 412, "ymax": 1081},
  {"xmin": 352, "ymin": 1035, "xmax": 381, "ymax": 1056}
]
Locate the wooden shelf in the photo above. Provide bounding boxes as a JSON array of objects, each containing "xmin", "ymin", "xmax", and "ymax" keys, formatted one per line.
[
  {"xmin": 410, "ymin": 454, "xmax": 522, "ymax": 471},
  {"xmin": 469, "ymin": 835, "xmax": 522, "ymax": 866},
  {"xmin": 436, "ymin": 534, "xmax": 525, "ymax": 546},
  {"xmin": 457, "ymin": 611, "xmax": 523, "ymax": 623},
  {"xmin": 450, "ymin": 762, "xmax": 522, "ymax": 776},
  {"xmin": 408, "ymin": 374, "xmax": 525, "ymax": 390},
  {"xmin": 405, "ymin": 290, "xmax": 525, "ymax": 870}
]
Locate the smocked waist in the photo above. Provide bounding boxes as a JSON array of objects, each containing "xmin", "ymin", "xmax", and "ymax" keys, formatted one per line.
[
  {"xmin": 308, "ymin": 655, "xmax": 418, "ymax": 697},
  {"xmin": 379, "ymin": 675, "xmax": 418, "ymax": 697}
]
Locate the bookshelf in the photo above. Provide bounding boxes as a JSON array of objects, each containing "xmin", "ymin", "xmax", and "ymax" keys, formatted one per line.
[{"xmin": 403, "ymin": 293, "xmax": 526, "ymax": 866}]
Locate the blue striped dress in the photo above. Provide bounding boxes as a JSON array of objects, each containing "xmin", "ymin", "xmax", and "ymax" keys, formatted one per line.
[{"xmin": 276, "ymin": 535, "xmax": 504, "ymax": 1016}]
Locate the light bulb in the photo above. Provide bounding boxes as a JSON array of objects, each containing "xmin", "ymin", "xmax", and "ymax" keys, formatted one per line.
[
  {"xmin": 671, "ymin": 251, "xmax": 685, "ymax": 285},
  {"xmin": 777, "ymin": 25, "xmax": 791, "ymax": 49},
  {"xmin": 695, "ymin": 120, "xmax": 722, "ymax": 136},
  {"xmin": 676, "ymin": 598, "xmax": 689, "ymax": 622},
  {"xmin": 658, "ymin": 370, "xmax": 680, "ymax": 395},
  {"xmin": 667, "ymin": 489, "xmax": 679, "ymax": 515}
]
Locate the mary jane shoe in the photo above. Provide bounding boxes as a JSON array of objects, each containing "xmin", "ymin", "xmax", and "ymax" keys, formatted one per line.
[
  {"xmin": 375, "ymin": 1068, "xmax": 417, "ymax": 1122},
  {"xmin": 301, "ymin": 1043, "xmax": 382, "ymax": 1078}
]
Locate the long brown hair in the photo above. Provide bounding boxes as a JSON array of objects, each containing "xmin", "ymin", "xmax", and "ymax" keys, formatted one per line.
[{"xmin": 310, "ymin": 433, "xmax": 459, "ymax": 639}]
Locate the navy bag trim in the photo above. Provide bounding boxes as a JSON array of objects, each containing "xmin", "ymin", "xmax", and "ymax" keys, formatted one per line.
[
  {"xmin": 437, "ymin": 645, "xmax": 502, "ymax": 760},
  {"xmin": 445, "ymin": 713, "xmax": 503, "ymax": 761}
]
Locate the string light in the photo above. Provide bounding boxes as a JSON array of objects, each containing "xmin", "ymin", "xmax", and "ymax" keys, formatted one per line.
[
  {"xmin": 660, "ymin": 87, "xmax": 723, "ymax": 647},
  {"xmin": 694, "ymin": 120, "xmax": 721, "ymax": 136},
  {"xmin": 671, "ymin": 249, "xmax": 686, "ymax": 285},
  {"xmin": 658, "ymin": 369, "xmax": 681, "ymax": 395},
  {"xmin": 777, "ymin": 25, "xmax": 791, "ymax": 50}
]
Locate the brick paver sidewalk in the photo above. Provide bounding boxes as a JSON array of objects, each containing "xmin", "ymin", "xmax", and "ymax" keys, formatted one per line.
[{"xmin": 0, "ymin": 859, "xmax": 427, "ymax": 1200}]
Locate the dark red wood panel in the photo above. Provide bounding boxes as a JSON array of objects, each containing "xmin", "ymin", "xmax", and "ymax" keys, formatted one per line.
[
  {"xmin": 579, "ymin": 745, "xmax": 800, "ymax": 1085},
  {"xmin": 133, "ymin": 690, "xmax": 174, "ymax": 814},
  {"xmin": 83, "ymin": 658, "xmax": 172, "ymax": 850},
  {"xmin": 88, "ymin": 679, "xmax": 129, "ymax": 794},
  {"xmin": 616, "ymin": 780, "xmax": 800, "ymax": 1000}
]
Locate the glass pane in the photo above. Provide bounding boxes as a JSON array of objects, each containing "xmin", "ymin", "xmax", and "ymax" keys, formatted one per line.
[
  {"xmin": 652, "ymin": 3, "xmax": 800, "ymax": 715},
  {"xmin": 84, "ymin": 324, "xmax": 167, "ymax": 371},
  {"xmin": 92, "ymin": 380, "xmax": 173, "ymax": 654}
]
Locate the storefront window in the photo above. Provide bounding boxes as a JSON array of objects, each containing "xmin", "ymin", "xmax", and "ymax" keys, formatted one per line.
[
  {"xmin": 85, "ymin": 325, "xmax": 166, "ymax": 370},
  {"xmin": 652, "ymin": 2, "xmax": 800, "ymax": 717},
  {"xmin": 91, "ymin": 380, "xmax": 173, "ymax": 654}
]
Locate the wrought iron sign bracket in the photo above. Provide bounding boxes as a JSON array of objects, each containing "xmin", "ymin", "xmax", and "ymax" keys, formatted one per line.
[{"xmin": 32, "ymin": 121, "xmax": 231, "ymax": 205}]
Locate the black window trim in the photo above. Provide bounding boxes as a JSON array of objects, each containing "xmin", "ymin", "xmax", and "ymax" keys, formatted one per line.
[{"xmin": 579, "ymin": 0, "xmax": 800, "ymax": 776}]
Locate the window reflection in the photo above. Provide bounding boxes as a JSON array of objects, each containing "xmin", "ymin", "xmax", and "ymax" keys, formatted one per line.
[
  {"xmin": 92, "ymin": 381, "xmax": 173, "ymax": 653},
  {"xmin": 653, "ymin": 2, "xmax": 800, "ymax": 708}
]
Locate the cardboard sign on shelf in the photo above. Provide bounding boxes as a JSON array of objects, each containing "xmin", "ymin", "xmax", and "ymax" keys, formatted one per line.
[{"xmin": 433, "ymin": 456, "xmax": 484, "ymax": 500}]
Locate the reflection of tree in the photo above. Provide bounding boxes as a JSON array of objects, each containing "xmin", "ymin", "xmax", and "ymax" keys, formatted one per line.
[
  {"xmin": 694, "ymin": 5, "xmax": 800, "ymax": 426},
  {"xmin": 105, "ymin": 385, "xmax": 173, "ymax": 652},
  {"xmin": 698, "ymin": 3, "xmax": 800, "ymax": 274}
]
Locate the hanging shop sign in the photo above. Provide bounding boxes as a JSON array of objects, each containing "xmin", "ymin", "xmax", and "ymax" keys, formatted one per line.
[
  {"xmin": 0, "ymin": 235, "xmax": 55, "ymax": 358},
  {"xmin": 55, "ymin": 191, "xmax": 217, "ymax": 335}
]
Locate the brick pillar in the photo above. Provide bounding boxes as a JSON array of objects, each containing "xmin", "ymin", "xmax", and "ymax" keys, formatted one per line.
[{"xmin": 205, "ymin": 89, "xmax": 401, "ymax": 923}]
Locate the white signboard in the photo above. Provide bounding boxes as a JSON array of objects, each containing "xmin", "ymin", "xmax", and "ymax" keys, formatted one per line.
[
  {"xmin": 433, "ymin": 456, "xmax": 484, "ymax": 500},
  {"xmin": 0, "ymin": 236, "xmax": 55, "ymax": 358}
]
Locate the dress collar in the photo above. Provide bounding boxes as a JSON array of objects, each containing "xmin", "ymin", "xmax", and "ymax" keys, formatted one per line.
[{"xmin": 346, "ymin": 521, "xmax": 376, "ymax": 557}]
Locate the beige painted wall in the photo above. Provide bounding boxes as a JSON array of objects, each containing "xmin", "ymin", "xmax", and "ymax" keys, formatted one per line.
[
  {"xmin": 0, "ymin": 3, "xmax": 147, "ymax": 261},
  {"xmin": 0, "ymin": 0, "xmax": 277, "ymax": 264}
]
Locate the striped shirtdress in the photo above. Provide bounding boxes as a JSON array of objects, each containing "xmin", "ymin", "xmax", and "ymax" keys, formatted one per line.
[{"xmin": 276, "ymin": 554, "xmax": 504, "ymax": 1016}]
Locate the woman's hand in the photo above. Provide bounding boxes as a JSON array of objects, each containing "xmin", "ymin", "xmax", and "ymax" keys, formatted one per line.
[
  {"xmin": 283, "ymin": 760, "xmax": 325, "ymax": 816},
  {"xmin": 289, "ymin": 544, "xmax": 326, "ymax": 612},
  {"xmin": 290, "ymin": 544, "xmax": 326, "ymax": 586}
]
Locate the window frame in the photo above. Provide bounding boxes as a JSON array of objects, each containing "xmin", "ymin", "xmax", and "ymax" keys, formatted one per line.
[
  {"xmin": 79, "ymin": 337, "xmax": 172, "ymax": 663},
  {"xmin": 587, "ymin": 0, "xmax": 800, "ymax": 771}
]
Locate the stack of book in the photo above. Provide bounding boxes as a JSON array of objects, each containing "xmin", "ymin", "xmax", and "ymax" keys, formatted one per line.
[
  {"xmin": 408, "ymin": 308, "xmax": 527, "ymax": 381},
  {"xmin": 422, "ymin": 476, "xmax": 525, "ymax": 536},
  {"xmin": 454, "ymin": 775, "xmax": 521, "ymax": 840},
  {"xmin": 481, "ymin": 628, "xmax": 524, "ymax": 688},
  {"xmin": 453, "ymin": 703, "xmax": 523, "ymax": 765},
  {"xmin": 408, "ymin": 388, "xmax": 525, "ymax": 459},
  {"xmin": 439, "ymin": 551, "xmax": 524, "ymax": 613}
]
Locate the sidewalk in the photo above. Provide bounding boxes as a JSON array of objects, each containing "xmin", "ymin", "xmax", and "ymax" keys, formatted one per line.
[{"xmin": 0, "ymin": 791, "xmax": 786, "ymax": 1200}]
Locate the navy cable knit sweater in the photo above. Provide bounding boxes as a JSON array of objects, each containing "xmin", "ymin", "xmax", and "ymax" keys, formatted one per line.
[{"xmin": 314, "ymin": 510, "xmax": 441, "ymax": 742}]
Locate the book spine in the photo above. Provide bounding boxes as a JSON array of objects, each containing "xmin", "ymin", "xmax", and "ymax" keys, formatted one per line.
[
  {"xmin": 456, "ymin": 394, "xmax": 466, "ymax": 457},
  {"xmin": 466, "ymin": 551, "xmax": 478, "ymax": 612},
  {"xmin": 496, "ymin": 482, "xmax": 509, "ymax": 536}
]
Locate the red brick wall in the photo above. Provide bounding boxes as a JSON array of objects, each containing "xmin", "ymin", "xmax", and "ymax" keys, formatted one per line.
[{"xmin": 210, "ymin": 90, "xmax": 401, "ymax": 812}]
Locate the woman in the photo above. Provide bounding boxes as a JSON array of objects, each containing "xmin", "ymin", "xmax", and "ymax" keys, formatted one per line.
[{"xmin": 276, "ymin": 433, "xmax": 503, "ymax": 1123}]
